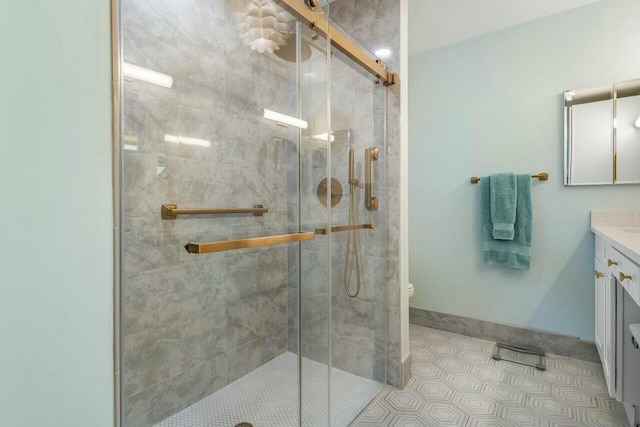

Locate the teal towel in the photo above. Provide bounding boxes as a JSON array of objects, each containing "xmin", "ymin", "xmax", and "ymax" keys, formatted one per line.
[
  {"xmin": 480, "ymin": 174, "xmax": 533, "ymax": 270},
  {"xmin": 490, "ymin": 173, "xmax": 517, "ymax": 240}
]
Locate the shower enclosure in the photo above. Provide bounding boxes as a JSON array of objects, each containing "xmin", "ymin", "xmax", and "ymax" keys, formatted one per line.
[{"xmin": 116, "ymin": 1, "xmax": 397, "ymax": 426}]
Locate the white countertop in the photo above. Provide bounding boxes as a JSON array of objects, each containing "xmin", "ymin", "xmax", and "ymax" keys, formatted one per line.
[{"xmin": 591, "ymin": 211, "xmax": 640, "ymax": 265}]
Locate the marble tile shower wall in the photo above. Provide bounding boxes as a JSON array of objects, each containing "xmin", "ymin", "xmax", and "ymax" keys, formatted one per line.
[
  {"xmin": 121, "ymin": 0, "xmax": 299, "ymax": 425},
  {"xmin": 329, "ymin": 0, "xmax": 403, "ymax": 387},
  {"xmin": 328, "ymin": 54, "xmax": 387, "ymax": 383},
  {"xmin": 286, "ymin": 76, "xmax": 332, "ymax": 363}
]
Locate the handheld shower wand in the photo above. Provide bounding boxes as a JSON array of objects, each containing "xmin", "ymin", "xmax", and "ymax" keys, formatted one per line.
[{"xmin": 344, "ymin": 148, "xmax": 362, "ymax": 298}]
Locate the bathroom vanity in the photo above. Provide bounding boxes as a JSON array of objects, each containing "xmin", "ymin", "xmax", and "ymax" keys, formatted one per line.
[{"xmin": 591, "ymin": 211, "xmax": 640, "ymax": 425}]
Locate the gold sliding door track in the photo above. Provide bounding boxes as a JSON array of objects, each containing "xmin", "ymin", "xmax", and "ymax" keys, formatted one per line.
[{"xmin": 275, "ymin": 0, "xmax": 398, "ymax": 86}]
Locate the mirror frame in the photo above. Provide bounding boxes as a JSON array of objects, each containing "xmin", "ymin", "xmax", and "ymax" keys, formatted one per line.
[{"xmin": 564, "ymin": 78, "xmax": 640, "ymax": 186}]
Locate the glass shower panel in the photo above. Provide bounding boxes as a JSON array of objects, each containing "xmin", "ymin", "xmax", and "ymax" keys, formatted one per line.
[
  {"xmin": 328, "ymin": 32, "xmax": 387, "ymax": 426},
  {"xmin": 120, "ymin": 0, "xmax": 315, "ymax": 426},
  {"xmin": 120, "ymin": 1, "xmax": 389, "ymax": 425},
  {"xmin": 297, "ymin": 22, "xmax": 332, "ymax": 427}
]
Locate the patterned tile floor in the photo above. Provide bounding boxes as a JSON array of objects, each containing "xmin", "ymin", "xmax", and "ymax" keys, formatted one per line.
[
  {"xmin": 351, "ymin": 324, "xmax": 630, "ymax": 427},
  {"xmin": 155, "ymin": 352, "xmax": 383, "ymax": 427}
]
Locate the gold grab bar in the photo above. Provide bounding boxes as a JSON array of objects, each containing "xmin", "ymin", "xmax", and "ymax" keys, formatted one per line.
[
  {"xmin": 184, "ymin": 232, "xmax": 315, "ymax": 254},
  {"xmin": 315, "ymin": 223, "xmax": 375, "ymax": 235},
  {"xmin": 470, "ymin": 173, "xmax": 549, "ymax": 184},
  {"xmin": 162, "ymin": 204, "xmax": 267, "ymax": 219},
  {"xmin": 365, "ymin": 147, "xmax": 379, "ymax": 210}
]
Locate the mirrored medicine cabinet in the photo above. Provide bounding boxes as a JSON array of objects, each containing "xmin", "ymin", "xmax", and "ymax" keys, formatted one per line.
[{"xmin": 564, "ymin": 78, "xmax": 640, "ymax": 186}]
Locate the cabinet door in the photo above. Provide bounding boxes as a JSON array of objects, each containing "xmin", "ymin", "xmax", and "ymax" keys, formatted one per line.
[
  {"xmin": 603, "ymin": 272, "xmax": 616, "ymax": 398},
  {"xmin": 595, "ymin": 257, "xmax": 617, "ymax": 397},
  {"xmin": 620, "ymin": 283, "xmax": 640, "ymax": 405},
  {"xmin": 595, "ymin": 258, "xmax": 606, "ymax": 358}
]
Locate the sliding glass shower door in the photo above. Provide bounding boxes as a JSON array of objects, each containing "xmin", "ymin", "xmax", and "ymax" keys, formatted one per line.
[
  {"xmin": 328, "ymin": 25, "xmax": 387, "ymax": 424},
  {"xmin": 118, "ymin": 1, "xmax": 387, "ymax": 426}
]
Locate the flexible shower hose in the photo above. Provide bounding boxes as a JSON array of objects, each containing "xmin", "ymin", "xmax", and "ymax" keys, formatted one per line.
[{"xmin": 344, "ymin": 181, "xmax": 362, "ymax": 298}]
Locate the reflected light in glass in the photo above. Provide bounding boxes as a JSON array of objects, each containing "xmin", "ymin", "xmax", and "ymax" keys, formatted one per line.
[
  {"xmin": 164, "ymin": 134, "xmax": 211, "ymax": 147},
  {"xmin": 123, "ymin": 62, "xmax": 173, "ymax": 88},
  {"xmin": 375, "ymin": 48, "xmax": 392, "ymax": 58},
  {"xmin": 635, "ymin": 116, "xmax": 640, "ymax": 129},
  {"xmin": 312, "ymin": 132, "xmax": 335, "ymax": 142},
  {"xmin": 263, "ymin": 109, "xmax": 308, "ymax": 129},
  {"xmin": 123, "ymin": 144, "xmax": 138, "ymax": 151}
]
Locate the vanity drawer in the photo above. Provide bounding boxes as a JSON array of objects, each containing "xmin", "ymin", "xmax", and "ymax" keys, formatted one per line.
[{"xmin": 610, "ymin": 247, "xmax": 640, "ymax": 306}]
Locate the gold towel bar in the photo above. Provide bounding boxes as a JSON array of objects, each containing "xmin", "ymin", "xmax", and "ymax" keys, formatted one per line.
[
  {"xmin": 184, "ymin": 224, "xmax": 375, "ymax": 254},
  {"xmin": 470, "ymin": 173, "xmax": 549, "ymax": 184},
  {"xmin": 315, "ymin": 223, "xmax": 375, "ymax": 235},
  {"xmin": 184, "ymin": 232, "xmax": 315, "ymax": 254},
  {"xmin": 162, "ymin": 204, "xmax": 268, "ymax": 219}
]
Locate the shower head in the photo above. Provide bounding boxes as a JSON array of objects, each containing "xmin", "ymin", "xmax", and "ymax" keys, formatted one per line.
[{"xmin": 274, "ymin": 37, "xmax": 312, "ymax": 63}]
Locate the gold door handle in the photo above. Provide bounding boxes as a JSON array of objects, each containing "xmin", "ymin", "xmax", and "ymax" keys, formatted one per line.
[
  {"xmin": 608, "ymin": 259, "xmax": 618, "ymax": 267},
  {"xmin": 620, "ymin": 272, "xmax": 633, "ymax": 282},
  {"xmin": 595, "ymin": 271, "xmax": 605, "ymax": 279},
  {"xmin": 184, "ymin": 232, "xmax": 315, "ymax": 254}
]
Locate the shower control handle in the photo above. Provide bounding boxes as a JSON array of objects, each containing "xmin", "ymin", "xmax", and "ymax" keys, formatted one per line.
[{"xmin": 365, "ymin": 147, "xmax": 379, "ymax": 211}]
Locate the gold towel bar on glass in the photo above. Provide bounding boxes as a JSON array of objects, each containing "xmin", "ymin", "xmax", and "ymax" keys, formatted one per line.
[
  {"xmin": 184, "ymin": 232, "xmax": 315, "ymax": 254},
  {"xmin": 315, "ymin": 223, "xmax": 375, "ymax": 235},
  {"xmin": 162, "ymin": 204, "xmax": 268, "ymax": 219},
  {"xmin": 470, "ymin": 173, "xmax": 549, "ymax": 184}
]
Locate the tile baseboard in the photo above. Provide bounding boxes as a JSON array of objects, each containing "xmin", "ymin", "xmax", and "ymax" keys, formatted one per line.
[
  {"xmin": 409, "ymin": 307, "xmax": 599, "ymax": 363},
  {"xmin": 401, "ymin": 353, "xmax": 412, "ymax": 388}
]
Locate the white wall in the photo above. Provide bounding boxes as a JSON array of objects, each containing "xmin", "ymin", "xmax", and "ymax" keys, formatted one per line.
[
  {"xmin": 408, "ymin": 0, "xmax": 640, "ymax": 340},
  {"xmin": 0, "ymin": 1, "xmax": 114, "ymax": 426}
]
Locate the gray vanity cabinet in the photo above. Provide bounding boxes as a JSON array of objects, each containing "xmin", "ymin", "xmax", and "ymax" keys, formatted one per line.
[{"xmin": 594, "ymin": 233, "xmax": 640, "ymax": 425}]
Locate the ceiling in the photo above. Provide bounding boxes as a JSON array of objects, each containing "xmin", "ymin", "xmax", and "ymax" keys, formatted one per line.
[{"xmin": 408, "ymin": 0, "xmax": 604, "ymax": 56}]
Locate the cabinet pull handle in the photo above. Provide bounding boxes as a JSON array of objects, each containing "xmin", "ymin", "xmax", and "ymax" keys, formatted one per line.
[
  {"xmin": 619, "ymin": 272, "xmax": 632, "ymax": 282},
  {"xmin": 608, "ymin": 259, "xmax": 618, "ymax": 267},
  {"xmin": 595, "ymin": 271, "xmax": 605, "ymax": 279}
]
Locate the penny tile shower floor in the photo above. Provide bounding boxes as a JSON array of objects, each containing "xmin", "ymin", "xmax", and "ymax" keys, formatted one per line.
[
  {"xmin": 351, "ymin": 324, "xmax": 629, "ymax": 427},
  {"xmin": 155, "ymin": 351, "xmax": 383, "ymax": 427}
]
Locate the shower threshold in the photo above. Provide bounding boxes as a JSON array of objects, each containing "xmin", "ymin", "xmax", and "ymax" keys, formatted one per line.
[{"xmin": 154, "ymin": 352, "xmax": 383, "ymax": 427}]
